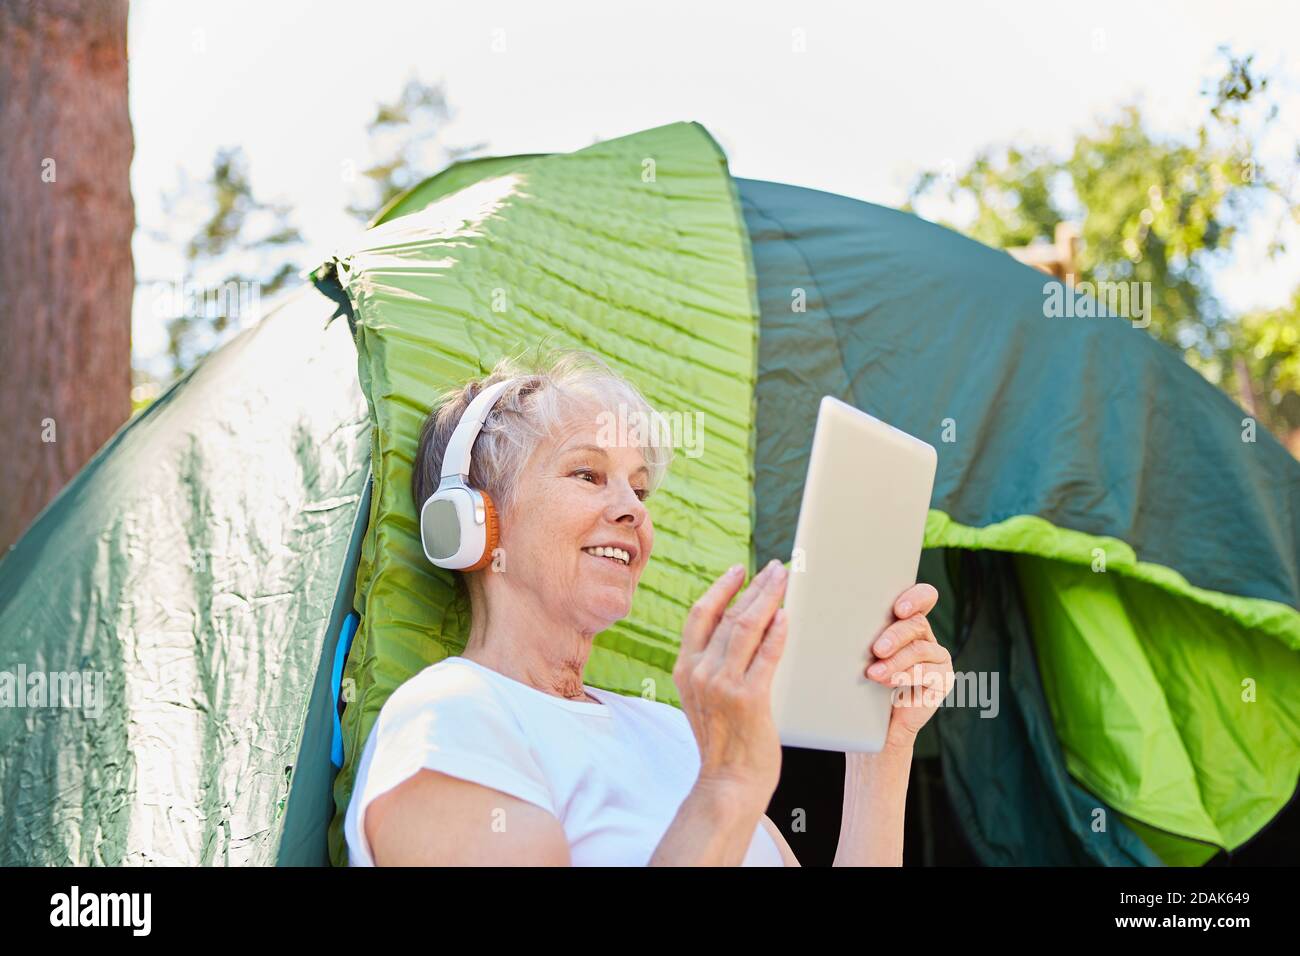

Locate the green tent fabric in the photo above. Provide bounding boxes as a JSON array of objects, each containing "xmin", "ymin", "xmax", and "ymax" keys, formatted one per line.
[
  {"xmin": 323, "ymin": 121, "xmax": 760, "ymax": 865},
  {"xmin": 1017, "ymin": 554, "xmax": 1296, "ymax": 863},
  {"xmin": 916, "ymin": 549, "xmax": 1164, "ymax": 865},
  {"xmin": 0, "ymin": 285, "xmax": 370, "ymax": 864}
]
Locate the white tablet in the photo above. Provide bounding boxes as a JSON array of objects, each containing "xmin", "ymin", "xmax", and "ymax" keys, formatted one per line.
[{"xmin": 770, "ymin": 396, "xmax": 938, "ymax": 753}]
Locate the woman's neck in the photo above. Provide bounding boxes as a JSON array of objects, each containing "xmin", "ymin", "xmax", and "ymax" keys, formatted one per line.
[{"xmin": 462, "ymin": 584, "xmax": 598, "ymax": 703}]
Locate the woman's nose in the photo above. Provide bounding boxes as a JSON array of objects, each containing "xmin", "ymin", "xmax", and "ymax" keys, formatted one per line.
[{"xmin": 607, "ymin": 482, "xmax": 647, "ymax": 526}]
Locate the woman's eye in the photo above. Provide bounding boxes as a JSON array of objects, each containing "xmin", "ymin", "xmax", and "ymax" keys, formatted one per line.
[{"xmin": 572, "ymin": 468, "xmax": 646, "ymax": 500}]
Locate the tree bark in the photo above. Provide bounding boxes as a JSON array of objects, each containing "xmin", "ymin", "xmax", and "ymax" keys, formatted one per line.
[{"xmin": 0, "ymin": 0, "xmax": 134, "ymax": 553}]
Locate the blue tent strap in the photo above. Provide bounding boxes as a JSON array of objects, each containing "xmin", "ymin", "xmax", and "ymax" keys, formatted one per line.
[{"xmin": 330, "ymin": 611, "xmax": 360, "ymax": 769}]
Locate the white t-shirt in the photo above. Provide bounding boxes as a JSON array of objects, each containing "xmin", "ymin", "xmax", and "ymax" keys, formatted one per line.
[{"xmin": 344, "ymin": 655, "xmax": 784, "ymax": 866}]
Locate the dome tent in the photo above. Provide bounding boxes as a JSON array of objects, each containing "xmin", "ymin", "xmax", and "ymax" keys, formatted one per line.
[{"xmin": 1, "ymin": 121, "xmax": 1295, "ymax": 867}]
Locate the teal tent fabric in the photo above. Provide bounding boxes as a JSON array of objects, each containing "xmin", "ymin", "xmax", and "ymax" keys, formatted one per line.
[
  {"xmin": 737, "ymin": 176, "xmax": 1299, "ymax": 610},
  {"xmin": 737, "ymin": 175, "xmax": 1299, "ymax": 862}
]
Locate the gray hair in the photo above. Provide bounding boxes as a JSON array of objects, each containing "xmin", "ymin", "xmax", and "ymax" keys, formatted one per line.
[{"xmin": 411, "ymin": 348, "xmax": 674, "ymax": 523}]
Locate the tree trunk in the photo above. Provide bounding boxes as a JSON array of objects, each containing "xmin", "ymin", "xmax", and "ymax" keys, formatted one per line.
[
  {"xmin": 1233, "ymin": 355, "xmax": 1260, "ymax": 420},
  {"xmin": 0, "ymin": 0, "xmax": 134, "ymax": 554}
]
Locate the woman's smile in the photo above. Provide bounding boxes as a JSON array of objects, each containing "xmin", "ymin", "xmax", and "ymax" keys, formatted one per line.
[{"xmin": 581, "ymin": 548, "xmax": 634, "ymax": 571}]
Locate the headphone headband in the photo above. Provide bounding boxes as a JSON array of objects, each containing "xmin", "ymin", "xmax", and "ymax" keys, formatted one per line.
[{"xmin": 440, "ymin": 378, "xmax": 518, "ymax": 481}]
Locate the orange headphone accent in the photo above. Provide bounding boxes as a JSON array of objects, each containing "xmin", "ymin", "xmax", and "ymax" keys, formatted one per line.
[{"xmin": 462, "ymin": 494, "xmax": 500, "ymax": 572}]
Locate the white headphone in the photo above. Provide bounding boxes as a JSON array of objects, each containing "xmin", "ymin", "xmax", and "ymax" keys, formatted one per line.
[{"xmin": 419, "ymin": 378, "xmax": 519, "ymax": 570}]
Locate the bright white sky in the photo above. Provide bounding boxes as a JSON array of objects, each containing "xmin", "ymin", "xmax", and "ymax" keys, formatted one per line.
[{"xmin": 126, "ymin": 0, "xmax": 1300, "ymax": 377}]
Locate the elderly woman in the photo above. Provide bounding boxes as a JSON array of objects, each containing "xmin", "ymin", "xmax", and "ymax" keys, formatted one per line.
[{"xmin": 343, "ymin": 349, "xmax": 953, "ymax": 866}]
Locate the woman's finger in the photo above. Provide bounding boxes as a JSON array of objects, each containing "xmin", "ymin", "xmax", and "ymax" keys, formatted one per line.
[
  {"xmin": 893, "ymin": 583, "xmax": 939, "ymax": 619},
  {"xmin": 747, "ymin": 606, "xmax": 789, "ymax": 690},
  {"xmin": 888, "ymin": 662, "xmax": 956, "ymax": 710},
  {"xmin": 707, "ymin": 559, "xmax": 781, "ymax": 663},
  {"xmin": 871, "ymin": 613, "xmax": 935, "ymax": 660},
  {"xmin": 681, "ymin": 564, "xmax": 745, "ymax": 656},
  {"xmin": 721, "ymin": 561, "xmax": 788, "ymax": 675},
  {"xmin": 726, "ymin": 559, "xmax": 782, "ymax": 624},
  {"xmin": 866, "ymin": 638, "xmax": 950, "ymax": 684}
]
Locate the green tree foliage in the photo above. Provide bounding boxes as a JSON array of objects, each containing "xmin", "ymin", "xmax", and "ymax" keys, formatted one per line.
[
  {"xmin": 152, "ymin": 146, "xmax": 303, "ymax": 379},
  {"xmin": 1228, "ymin": 290, "xmax": 1300, "ymax": 435},
  {"xmin": 345, "ymin": 76, "xmax": 485, "ymax": 223},
  {"xmin": 906, "ymin": 48, "xmax": 1300, "ymax": 444},
  {"xmin": 140, "ymin": 78, "xmax": 479, "ymax": 394}
]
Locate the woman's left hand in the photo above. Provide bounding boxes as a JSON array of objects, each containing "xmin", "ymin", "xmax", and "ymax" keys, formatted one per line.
[{"xmin": 863, "ymin": 583, "xmax": 953, "ymax": 753}]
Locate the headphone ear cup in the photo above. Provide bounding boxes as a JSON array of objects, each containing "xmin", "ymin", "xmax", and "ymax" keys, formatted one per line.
[{"xmin": 462, "ymin": 491, "xmax": 500, "ymax": 572}]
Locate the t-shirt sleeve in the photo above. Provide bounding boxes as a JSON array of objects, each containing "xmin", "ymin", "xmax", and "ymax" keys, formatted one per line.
[{"xmin": 345, "ymin": 667, "xmax": 556, "ymax": 866}]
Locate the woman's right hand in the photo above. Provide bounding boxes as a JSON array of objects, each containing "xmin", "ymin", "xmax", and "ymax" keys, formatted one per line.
[{"xmin": 674, "ymin": 558, "xmax": 790, "ymax": 806}]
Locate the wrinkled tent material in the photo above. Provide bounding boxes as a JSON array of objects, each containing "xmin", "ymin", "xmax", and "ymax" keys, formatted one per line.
[
  {"xmin": 0, "ymin": 287, "xmax": 370, "ymax": 864},
  {"xmin": 1, "ymin": 120, "xmax": 1295, "ymax": 867}
]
